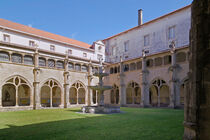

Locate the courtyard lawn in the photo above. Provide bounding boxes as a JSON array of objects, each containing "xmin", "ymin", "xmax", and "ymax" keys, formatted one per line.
[{"xmin": 0, "ymin": 108, "xmax": 183, "ymax": 140}]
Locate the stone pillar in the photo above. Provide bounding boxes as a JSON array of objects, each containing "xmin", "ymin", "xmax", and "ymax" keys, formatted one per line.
[
  {"xmin": 119, "ymin": 59, "xmax": 126, "ymax": 106},
  {"xmin": 33, "ymin": 47, "xmax": 41, "ymax": 109},
  {"xmin": 30, "ymin": 88, "xmax": 34, "ymax": 107},
  {"xmin": 169, "ymin": 45, "xmax": 180, "ymax": 108},
  {"xmin": 15, "ymin": 88, "xmax": 18, "ymax": 106},
  {"xmin": 0, "ymin": 89, "xmax": 2, "ymax": 107},
  {"xmin": 184, "ymin": 0, "xmax": 210, "ymax": 139},
  {"xmin": 87, "ymin": 61, "xmax": 93, "ymax": 106},
  {"xmin": 157, "ymin": 87, "xmax": 160, "ymax": 107},
  {"xmin": 141, "ymin": 55, "xmax": 150, "ymax": 107},
  {"xmin": 63, "ymin": 53, "xmax": 70, "ymax": 108},
  {"xmin": 50, "ymin": 88, "xmax": 52, "ymax": 107}
]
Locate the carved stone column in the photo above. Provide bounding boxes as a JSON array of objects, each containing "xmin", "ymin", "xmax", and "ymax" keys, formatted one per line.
[
  {"xmin": 141, "ymin": 54, "xmax": 150, "ymax": 107},
  {"xmin": 169, "ymin": 45, "xmax": 180, "ymax": 108},
  {"xmin": 33, "ymin": 47, "xmax": 41, "ymax": 109},
  {"xmin": 63, "ymin": 54, "xmax": 70, "ymax": 108},
  {"xmin": 119, "ymin": 59, "xmax": 126, "ymax": 106},
  {"xmin": 0, "ymin": 89, "xmax": 2, "ymax": 107},
  {"xmin": 184, "ymin": 0, "xmax": 210, "ymax": 139},
  {"xmin": 87, "ymin": 61, "xmax": 93, "ymax": 106}
]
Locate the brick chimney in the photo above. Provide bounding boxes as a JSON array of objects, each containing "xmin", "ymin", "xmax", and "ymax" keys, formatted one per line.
[{"xmin": 138, "ymin": 9, "xmax": 143, "ymax": 26}]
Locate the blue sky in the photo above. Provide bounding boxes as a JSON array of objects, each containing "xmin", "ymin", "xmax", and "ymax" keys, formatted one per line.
[{"xmin": 0, "ymin": 0, "xmax": 192, "ymax": 44}]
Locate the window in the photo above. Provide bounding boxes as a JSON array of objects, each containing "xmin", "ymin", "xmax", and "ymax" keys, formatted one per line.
[
  {"xmin": 24, "ymin": 55, "xmax": 34, "ymax": 65},
  {"xmin": 98, "ymin": 46, "xmax": 102, "ymax": 51},
  {"xmin": 154, "ymin": 57, "xmax": 163, "ymax": 66},
  {"xmin": 3, "ymin": 34, "xmax": 10, "ymax": 42},
  {"xmin": 83, "ymin": 53, "xmax": 87, "ymax": 57},
  {"xmin": 124, "ymin": 41, "xmax": 129, "ymax": 52},
  {"xmin": 146, "ymin": 59, "xmax": 153, "ymax": 67},
  {"xmin": 130, "ymin": 63, "xmax": 136, "ymax": 71},
  {"xmin": 136, "ymin": 61, "xmax": 142, "ymax": 69},
  {"xmin": 144, "ymin": 35, "xmax": 150, "ymax": 46},
  {"xmin": 114, "ymin": 67, "xmax": 118, "ymax": 73},
  {"xmin": 39, "ymin": 57, "xmax": 46, "ymax": 67},
  {"xmin": 81, "ymin": 65, "xmax": 88, "ymax": 72},
  {"xmin": 97, "ymin": 54, "xmax": 103, "ymax": 60},
  {"xmin": 164, "ymin": 55, "xmax": 172, "ymax": 65},
  {"xmin": 169, "ymin": 26, "xmax": 175, "ymax": 39},
  {"xmin": 48, "ymin": 59, "xmax": 55, "ymax": 68},
  {"xmin": 29, "ymin": 40, "xmax": 35, "ymax": 47},
  {"xmin": 11, "ymin": 53, "xmax": 22, "ymax": 63},
  {"xmin": 110, "ymin": 68, "xmax": 114, "ymax": 74},
  {"xmin": 112, "ymin": 47, "xmax": 117, "ymax": 56},
  {"xmin": 68, "ymin": 49, "xmax": 72, "ymax": 55},
  {"xmin": 0, "ymin": 51, "xmax": 9, "ymax": 62},
  {"xmin": 56, "ymin": 61, "xmax": 64, "ymax": 69},
  {"xmin": 124, "ymin": 64, "xmax": 129, "ymax": 72},
  {"xmin": 68, "ymin": 62, "xmax": 74, "ymax": 70},
  {"xmin": 75, "ymin": 64, "xmax": 81, "ymax": 71},
  {"xmin": 50, "ymin": 45, "xmax": 55, "ymax": 51}
]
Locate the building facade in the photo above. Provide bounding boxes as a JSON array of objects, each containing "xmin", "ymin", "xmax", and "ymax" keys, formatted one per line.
[
  {"xmin": 0, "ymin": 5, "xmax": 191, "ymax": 111},
  {"xmin": 0, "ymin": 19, "xmax": 105, "ymax": 111},
  {"xmin": 103, "ymin": 5, "xmax": 191, "ymax": 108}
]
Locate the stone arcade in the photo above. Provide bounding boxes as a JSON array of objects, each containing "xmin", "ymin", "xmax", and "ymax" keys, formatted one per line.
[{"xmin": 0, "ymin": 5, "xmax": 191, "ymax": 111}]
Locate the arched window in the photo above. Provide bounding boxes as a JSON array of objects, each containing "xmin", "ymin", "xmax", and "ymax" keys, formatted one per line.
[
  {"xmin": 2, "ymin": 76, "xmax": 31, "ymax": 107},
  {"xmin": 68, "ymin": 62, "xmax": 74, "ymax": 70},
  {"xmin": 176, "ymin": 52, "xmax": 186, "ymax": 63},
  {"xmin": 136, "ymin": 61, "xmax": 142, "ymax": 69},
  {"xmin": 110, "ymin": 67, "xmax": 113, "ymax": 74},
  {"xmin": 124, "ymin": 64, "xmax": 129, "ymax": 72},
  {"xmin": 130, "ymin": 63, "xmax": 136, "ymax": 71},
  {"xmin": 0, "ymin": 51, "xmax": 9, "ymax": 62},
  {"xmin": 164, "ymin": 55, "xmax": 171, "ymax": 65},
  {"xmin": 39, "ymin": 57, "xmax": 46, "ymax": 67},
  {"xmin": 24, "ymin": 55, "xmax": 34, "ymax": 65},
  {"xmin": 114, "ymin": 67, "xmax": 118, "ymax": 73},
  {"xmin": 81, "ymin": 65, "xmax": 88, "ymax": 72},
  {"xmin": 154, "ymin": 57, "xmax": 163, "ymax": 66},
  {"xmin": 48, "ymin": 59, "xmax": 55, "ymax": 68},
  {"xmin": 69, "ymin": 82, "xmax": 86, "ymax": 104},
  {"xmin": 126, "ymin": 81, "xmax": 141, "ymax": 104},
  {"xmin": 146, "ymin": 59, "xmax": 153, "ymax": 67},
  {"xmin": 56, "ymin": 61, "xmax": 64, "ymax": 69},
  {"xmin": 11, "ymin": 53, "xmax": 22, "ymax": 63},
  {"xmin": 75, "ymin": 64, "xmax": 81, "ymax": 71}
]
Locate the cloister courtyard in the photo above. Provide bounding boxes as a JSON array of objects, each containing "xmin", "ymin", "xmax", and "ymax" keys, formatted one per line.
[{"xmin": 0, "ymin": 107, "xmax": 183, "ymax": 140}]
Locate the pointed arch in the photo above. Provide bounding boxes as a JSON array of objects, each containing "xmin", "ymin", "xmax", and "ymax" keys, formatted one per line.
[
  {"xmin": 149, "ymin": 78, "xmax": 170, "ymax": 107},
  {"xmin": 126, "ymin": 81, "xmax": 141, "ymax": 105},
  {"xmin": 40, "ymin": 78, "xmax": 62, "ymax": 107},
  {"xmin": 110, "ymin": 84, "xmax": 119, "ymax": 104},
  {"xmin": 1, "ymin": 75, "xmax": 32, "ymax": 107},
  {"xmin": 69, "ymin": 81, "xmax": 86, "ymax": 105}
]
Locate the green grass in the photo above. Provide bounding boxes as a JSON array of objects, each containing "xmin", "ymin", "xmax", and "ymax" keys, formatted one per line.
[{"xmin": 0, "ymin": 107, "xmax": 184, "ymax": 140}]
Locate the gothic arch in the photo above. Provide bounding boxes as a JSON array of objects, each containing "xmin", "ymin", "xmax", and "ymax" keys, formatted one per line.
[
  {"xmin": 69, "ymin": 81, "xmax": 86, "ymax": 105},
  {"xmin": 110, "ymin": 84, "xmax": 119, "ymax": 104},
  {"xmin": 126, "ymin": 81, "xmax": 141, "ymax": 105},
  {"xmin": 40, "ymin": 78, "xmax": 62, "ymax": 107},
  {"xmin": 149, "ymin": 78, "xmax": 170, "ymax": 107},
  {"xmin": 1, "ymin": 75, "xmax": 32, "ymax": 107}
]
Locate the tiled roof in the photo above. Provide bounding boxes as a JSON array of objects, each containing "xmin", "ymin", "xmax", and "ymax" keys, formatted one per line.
[
  {"xmin": 103, "ymin": 4, "xmax": 191, "ymax": 41},
  {"xmin": 0, "ymin": 18, "xmax": 91, "ymax": 48}
]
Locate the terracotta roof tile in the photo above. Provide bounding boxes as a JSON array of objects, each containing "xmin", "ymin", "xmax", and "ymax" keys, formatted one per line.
[{"xmin": 0, "ymin": 18, "xmax": 91, "ymax": 48}]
